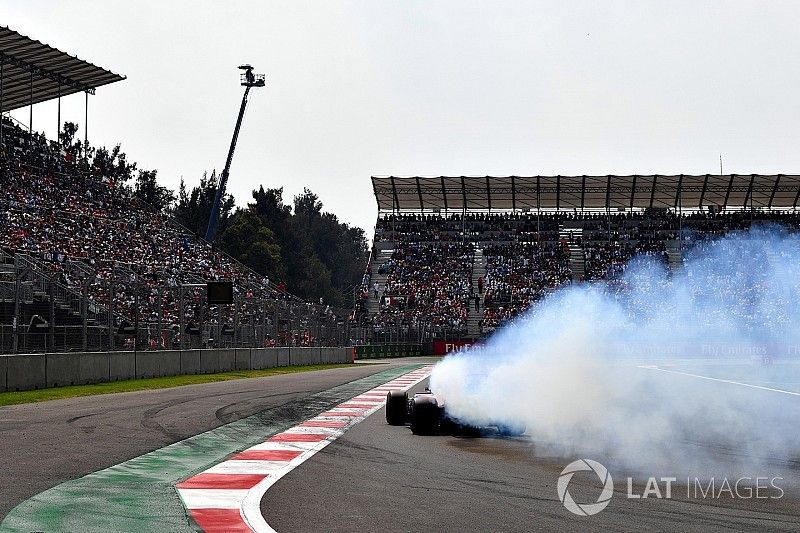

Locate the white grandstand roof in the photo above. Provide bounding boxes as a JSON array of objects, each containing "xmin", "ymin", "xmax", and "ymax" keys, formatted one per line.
[
  {"xmin": 0, "ymin": 26, "xmax": 125, "ymax": 112},
  {"xmin": 372, "ymin": 175, "xmax": 800, "ymax": 211}
]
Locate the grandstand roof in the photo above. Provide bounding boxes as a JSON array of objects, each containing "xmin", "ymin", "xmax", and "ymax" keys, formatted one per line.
[
  {"xmin": 372, "ymin": 175, "xmax": 800, "ymax": 211},
  {"xmin": 0, "ymin": 26, "xmax": 125, "ymax": 112}
]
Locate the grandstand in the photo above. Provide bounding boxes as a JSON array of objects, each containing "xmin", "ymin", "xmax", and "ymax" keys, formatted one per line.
[
  {"xmin": 358, "ymin": 175, "xmax": 800, "ymax": 347},
  {"xmin": 0, "ymin": 28, "xmax": 349, "ymax": 354}
]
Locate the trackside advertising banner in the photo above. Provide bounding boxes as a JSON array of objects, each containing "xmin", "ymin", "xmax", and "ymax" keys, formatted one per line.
[{"xmin": 432, "ymin": 339, "xmax": 475, "ymax": 355}]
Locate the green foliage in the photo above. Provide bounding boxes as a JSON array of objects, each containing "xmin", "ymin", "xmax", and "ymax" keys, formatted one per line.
[
  {"xmin": 222, "ymin": 187, "xmax": 369, "ymax": 306},
  {"xmin": 56, "ymin": 122, "xmax": 367, "ymax": 305},
  {"xmin": 172, "ymin": 170, "xmax": 235, "ymax": 236},
  {"xmin": 135, "ymin": 169, "xmax": 175, "ymax": 211},
  {"xmin": 220, "ymin": 209, "xmax": 285, "ymax": 281},
  {"xmin": 93, "ymin": 143, "xmax": 137, "ymax": 183}
]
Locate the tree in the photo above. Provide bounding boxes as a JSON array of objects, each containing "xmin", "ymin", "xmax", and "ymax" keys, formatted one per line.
[
  {"xmin": 135, "ymin": 169, "xmax": 175, "ymax": 212},
  {"xmin": 93, "ymin": 144, "xmax": 137, "ymax": 183},
  {"xmin": 59, "ymin": 122, "xmax": 79, "ymax": 149},
  {"xmin": 172, "ymin": 170, "xmax": 234, "ymax": 237},
  {"xmin": 220, "ymin": 209, "xmax": 285, "ymax": 281}
]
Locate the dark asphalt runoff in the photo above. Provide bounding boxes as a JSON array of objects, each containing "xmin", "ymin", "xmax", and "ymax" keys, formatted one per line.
[
  {"xmin": 0, "ymin": 359, "xmax": 435, "ymax": 520},
  {"xmin": 262, "ymin": 380, "xmax": 800, "ymax": 533}
]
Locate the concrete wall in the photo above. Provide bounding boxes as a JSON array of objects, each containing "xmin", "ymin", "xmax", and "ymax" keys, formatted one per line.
[
  {"xmin": 277, "ymin": 347, "xmax": 290, "ymax": 367},
  {"xmin": 0, "ymin": 356, "xmax": 7, "ymax": 392},
  {"xmin": 0, "ymin": 347, "xmax": 354, "ymax": 392},
  {"xmin": 219, "ymin": 350, "xmax": 236, "ymax": 373},
  {"xmin": 180, "ymin": 350, "xmax": 201, "ymax": 375},
  {"xmin": 235, "ymin": 349, "xmax": 251, "ymax": 371},
  {"xmin": 136, "ymin": 350, "xmax": 181, "ymax": 378},
  {"xmin": 110, "ymin": 351, "xmax": 135, "ymax": 381},
  {"xmin": 250, "ymin": 348, "xmax": 277, "ymax": 370},
  {"xmin": 5, "ymin": 354, "xmax": 46, "ymax": 391},
  {"xmin": 79, "ymin": 352, "xmax": 110, "ymax": 385}
]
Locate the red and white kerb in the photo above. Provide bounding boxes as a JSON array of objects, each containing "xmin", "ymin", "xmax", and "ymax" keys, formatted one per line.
[{"xmin": 177, "ymin": 366, "xmax": 433, "ymax": 533}]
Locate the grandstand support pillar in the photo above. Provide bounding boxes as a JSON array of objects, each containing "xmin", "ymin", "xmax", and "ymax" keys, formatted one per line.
[
  {"xmin": 157, "ymin": 287, "xmax": 163, "ymax": 349},
  {"xmin": 199, "ymin": 297, "xmax": 205, "ymax": 350},
  {"xmin": 260, "ymin": 300, "xmax": 267, "ymax": 347},
  {"xmin": 0, "ymin": 52, "xmax": 4, "ymax": 149},
  {"xmin": 287, "ymin": 302, "xmax": 293, "ymax": 347},
  {"xmin": 134, "ymin": 290, "xmax": 140, "ymax": 352},
  {"xmin": 108, "ymin": 277, "xmax": 114, "ymax": 352},
  {"xmin": 84, "ymin": 90, "xmax": 89, "ymax": 162},
  {"xmin": 48, "ymin": 276, "xmax": 55, "ymax": 352},
  {"xmin": 274, "ymin": 300, "xmax": 279, "ymax": 345},
  {"xmin": 57, "ymin": 82, "xmax": 61, "ymax": 137},
  {"xmin": 233, "ymin": 300, "xmax": 240, "ymax": 348},
  {"xmin": 12, "ymin": 259, "xmax": 20, "ymax": 354},
  {"xmin": 178, "ymin": 287, "xmax": 184, "ymax": 351},
  {"xmin": 29, "ymin": 69, "xmax": 33, "ymax": 139},
  {"xmin": 81, "ymin": 283, "xmax": 88, "ymax": 352}
]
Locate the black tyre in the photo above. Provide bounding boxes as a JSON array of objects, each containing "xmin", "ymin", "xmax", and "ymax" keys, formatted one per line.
[
  {"xmin": 410, "ymin": 396, "xmax": 440, "ymax": 435},
  {"xmin": 385, "ymin": 390, "xmax": 408, "ymax": 425}
]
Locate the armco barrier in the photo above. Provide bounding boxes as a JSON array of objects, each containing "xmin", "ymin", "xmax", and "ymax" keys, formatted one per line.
[
  {"xmin": 0, "ymin": 347, "xmax": 355, "ymax": 392},
  {"xmin": 354, "ymin": 344, "xmax": 424, "ymax": 359}
]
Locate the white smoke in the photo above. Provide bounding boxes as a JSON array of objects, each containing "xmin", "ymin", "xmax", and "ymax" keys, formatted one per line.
[{"xmin": 430, "ymin": 226, "xmax": 800, "ymax": 477}]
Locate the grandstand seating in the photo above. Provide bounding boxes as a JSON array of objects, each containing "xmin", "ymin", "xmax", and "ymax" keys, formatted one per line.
[
  {"xmin": 0, "ymin": 118, "xmax": 338, "ymax": 350},
  {"xmin": 360, "ymin": 209, "xmax": 800, "ymax": 338}
]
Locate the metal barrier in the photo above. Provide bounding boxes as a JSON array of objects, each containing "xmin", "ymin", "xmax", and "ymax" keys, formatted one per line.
[{"xmin": 0, "ymin": 251, "xmax": 353, "ymax": 354}]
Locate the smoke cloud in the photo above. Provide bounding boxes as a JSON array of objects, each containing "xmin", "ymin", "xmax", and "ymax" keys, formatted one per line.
[{"xmin": 430, "ymin": 226, "xmax": 800, "ymax": 478}]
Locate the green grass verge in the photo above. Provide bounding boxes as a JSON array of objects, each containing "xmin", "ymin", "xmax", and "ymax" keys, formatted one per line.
[{"xmin": 0, "ymin": 364, "xmax": 353, "ymax": 407}]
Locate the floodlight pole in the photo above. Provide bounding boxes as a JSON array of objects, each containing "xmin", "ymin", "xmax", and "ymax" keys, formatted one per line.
[{"xmin": 205, "ymin": 65, "xmax": 265, "ymax": 242}]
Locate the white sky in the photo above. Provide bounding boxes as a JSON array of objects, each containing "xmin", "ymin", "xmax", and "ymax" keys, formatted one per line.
[{"xmin": 3, "ymin": 1, "xmax": 800, "ymax": 234}]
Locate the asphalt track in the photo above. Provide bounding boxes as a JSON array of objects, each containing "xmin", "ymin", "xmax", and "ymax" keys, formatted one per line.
[
  {"xmin": 2, "ymin": 357, "xmax": 800, "ymax": 532},
  {"xmin": 0, "ymin": 359, "xmax": 435, "ymax": 521},
  {"xmin": 262, "ymin": 378, "xmax": 800, "ymax": 533}
]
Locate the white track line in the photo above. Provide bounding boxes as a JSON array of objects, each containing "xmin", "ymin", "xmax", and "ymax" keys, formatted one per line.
[{"xmin": 641, "ymin": 365, "xmax": 800, "ymax": 396}]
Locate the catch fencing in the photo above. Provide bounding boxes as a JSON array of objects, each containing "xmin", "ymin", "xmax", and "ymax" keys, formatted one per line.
[{"xmin": 0, "ymin": 250, "xmax": 353, "ymax": 354}]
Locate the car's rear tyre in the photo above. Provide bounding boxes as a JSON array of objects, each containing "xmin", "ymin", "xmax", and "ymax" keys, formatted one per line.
[
  {"xmin": 385, "ymin": 390, "xmax": 408, "ymax": 425},
  {"xmin": 410, "ymin": 396, "xmax": 440, "ymax": 435}
]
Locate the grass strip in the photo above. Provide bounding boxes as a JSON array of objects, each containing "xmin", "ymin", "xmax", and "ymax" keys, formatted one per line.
[{"xmin": 0, "ymin": 363, "xmax": 353, "ymax": 407}]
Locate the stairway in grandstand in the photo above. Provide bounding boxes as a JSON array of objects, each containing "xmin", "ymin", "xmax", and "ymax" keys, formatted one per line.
[
  {"xmin": 467, "ymin": 248, "xmax": 486, "ymax": 336},
  {"xmin": 366, "ymin": 248, "xmax": 393, "ymax": 316},
  {"xmin": 560, "ymin": 224, "xmax": 585, "ymax": 282},
  {"xmin": 0, "ymin": 250, "xmax": 107, "ymax": 352},
  {"xmin": 666, "ymin": 240, "xmax": 683, "ymax": 271}
]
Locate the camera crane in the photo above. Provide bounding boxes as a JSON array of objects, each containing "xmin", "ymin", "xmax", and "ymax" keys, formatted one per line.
[{"xmin": 205, "ymin": 64, "xmax": 265, "ymax": 242}]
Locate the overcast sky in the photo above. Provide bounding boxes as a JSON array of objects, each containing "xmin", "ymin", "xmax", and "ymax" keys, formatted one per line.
[{"xmin": 3, "ymin": 1, "xmax": 800, "ymax": 234}]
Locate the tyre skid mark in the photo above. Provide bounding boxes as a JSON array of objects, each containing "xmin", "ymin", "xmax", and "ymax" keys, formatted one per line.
[{"xmin": 177, "ymin": 366, "xmax": 433, "ymax": 532}]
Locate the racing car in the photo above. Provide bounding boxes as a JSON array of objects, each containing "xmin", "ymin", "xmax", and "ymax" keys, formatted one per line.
[{"xmin": 385, "ymin": 388, "xmax": 525, "ymax": 436}]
